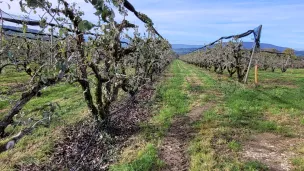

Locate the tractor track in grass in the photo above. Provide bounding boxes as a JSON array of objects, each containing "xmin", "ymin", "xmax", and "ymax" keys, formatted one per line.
[
  {"xmin": 159, "ymin": 62, "xmax": 215, "ymax": 171},
  {"xmin": 159, "ymin": 104, "xmax": 214, "ymax": 171}
]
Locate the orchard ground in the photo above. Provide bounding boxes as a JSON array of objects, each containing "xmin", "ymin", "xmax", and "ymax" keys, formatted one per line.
[{"xmin": 1, "ymin": 60, "xmax": 304, "ymax": 170}]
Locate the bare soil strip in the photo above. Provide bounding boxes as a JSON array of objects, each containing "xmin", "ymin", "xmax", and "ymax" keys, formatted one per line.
[{"xmin": 241, "ymin": 133, "xmax": 303, "ymax": 171}]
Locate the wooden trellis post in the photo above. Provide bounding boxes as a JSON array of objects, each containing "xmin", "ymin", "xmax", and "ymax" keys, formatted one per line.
[
  {"xmin": 244, "ymin": 25, "xmax": 262, "ymax": 84},
  {"xmin": 244, "ymin": 43, "xmax": 257, "ymax": 84},
  {"xmin": 0, "ymin": 9, "xmax": 3, "ymax": 48},
  {"xmin": 255, "ymin": 60, "xmax": 258, "ymax": 85},
  {"xmin": 50, "ymin": 26, "xmax": 54, "ymax": 66}
]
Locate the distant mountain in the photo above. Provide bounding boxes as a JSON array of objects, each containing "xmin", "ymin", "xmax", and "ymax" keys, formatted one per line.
[
  {"xmin": 171, "ymin": 44, "xmax": 203, "ymax": 49},
  {"xmin": 173, "ymin": 48, "xmax": 199, "ymax": 55},
  {"xmin": 172, "ymin": 42, "xmax": 304, "ymax": 57},
  {"xmin": 243, "ymin": 42, "xmax": 287, "ymax": 51},
  {"xmin": 296, "ymin": 51, "xmax": 304, "ymax": 57}
]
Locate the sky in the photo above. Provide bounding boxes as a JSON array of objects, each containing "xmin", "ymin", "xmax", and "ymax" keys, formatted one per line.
[{"xmin": 1, "ymin": 0, "xmax": 304, "ymax": 49}]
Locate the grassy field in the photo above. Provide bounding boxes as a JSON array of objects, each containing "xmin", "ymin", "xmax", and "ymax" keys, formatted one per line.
[{"xmin": 0, "ymin": 61, "xmax": 304, "ymax": 170}]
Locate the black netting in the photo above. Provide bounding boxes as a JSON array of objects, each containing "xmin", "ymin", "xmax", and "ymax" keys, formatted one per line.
[
  {"xmin": 2, "ymin": 25, "xmax": 58, "ymax": 38},
  {"xmin": 193, "ymin": 25, "xmax": 263, "ymax": 52}
]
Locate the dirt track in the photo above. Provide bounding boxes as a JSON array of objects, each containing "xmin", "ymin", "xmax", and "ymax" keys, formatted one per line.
[{"xmin": 159, "ymin": 104, "xmax": 213, "ymax": 171}]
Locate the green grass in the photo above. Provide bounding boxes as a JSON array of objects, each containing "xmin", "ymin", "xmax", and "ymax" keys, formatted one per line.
[
  {"xmin": 109, "ymin": 144, "xmax": 163, "ymax": 171},
  {"xmin": 292, "ymin": 157, "xmax": 304, "ymax": 171},
  {"xmin": 243, "ymin": 161, "xmax": 269, "ymax": 171},
  {"xmin": 178, "ymin": 61, "xmax": 304, "ymax": 170},
  {"xmin": 0, "ymin": 68, "xmax": 89, "ymax": 170},
  {"xmin": 0, "ymin": 68, "xmax": 31, "ymax": 113},
  {"xmin": 222, "ymin": 78, "xmax": 303, "ymax": 136},
  {"xmin": 142, "ymin": 60, "xmax": 190, "ymax": 140},
  {"xmin": 228, "ymin": 140, "xmax": 242, "ymax": 152}
]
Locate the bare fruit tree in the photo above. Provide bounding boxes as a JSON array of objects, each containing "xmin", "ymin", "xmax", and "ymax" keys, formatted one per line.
[{"xmin": 0, "ymin": 0, "xmax": 174, "ymax": 138}]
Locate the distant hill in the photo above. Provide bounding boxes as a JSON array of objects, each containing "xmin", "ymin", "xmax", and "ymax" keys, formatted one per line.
[
  {"xmin": 172, "ymin": 42, "xmax": 304, "ymax": 57},
  {"xmin": 296, "ymin": 52, "xmax": 304, "ymax": 57},
  {"xmin": 173, "ymin": 48, "xmax": 199, "ymax": 55},
  {"xmin": 171, "ymin": 44, "xmax": 203, "ymax": 49}
]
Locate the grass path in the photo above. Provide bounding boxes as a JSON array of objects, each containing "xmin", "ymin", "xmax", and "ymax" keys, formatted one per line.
[
  {"xmin": 158, "ymin": 61, "xmax": 216, "ymax": 170},
  {"xmin": 111, "ymin": 60, "xmax": 219, "ymax": 170},
  {"xmin": 111, "ymin": 60, "xmax": 304, "ymax": 171}
]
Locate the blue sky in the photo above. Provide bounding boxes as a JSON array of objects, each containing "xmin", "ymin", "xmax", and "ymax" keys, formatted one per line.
[
  {"xmin": 128, "ymin": 0, "xmax": 304, "ymax": 49},
  {"xmin": 2, "ymin": 0, "xmax": 304, "ymax": 49}
]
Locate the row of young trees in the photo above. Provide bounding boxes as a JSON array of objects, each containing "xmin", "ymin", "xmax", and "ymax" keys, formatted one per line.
[
  {"xmin": 0, "ymin": 0, "xmax": 175, "ymax": 137},
  {"xmin": 180, "ymin": 39, "xmax": 303, "ymax": 82},
  {"xmin": 257, "ymin": 48, "xmax": 304, "ymax": 72},
  {"xmin": 181, "ymin": 40, "xmax": 251, "ymax": 82}
]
